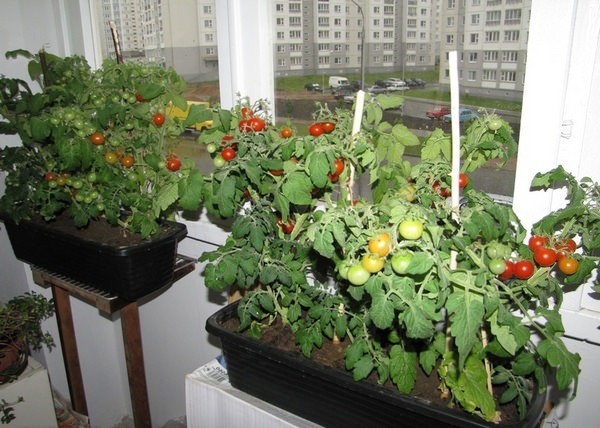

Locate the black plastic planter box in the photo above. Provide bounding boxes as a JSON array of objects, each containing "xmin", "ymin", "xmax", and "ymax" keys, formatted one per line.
[
  {"xmin": 2, "ymin": 217, "xmax": 187, "ymax": 301},
  {"xmin": 206, "ymin": 302, "xmax": 546, "ymax": 428}
]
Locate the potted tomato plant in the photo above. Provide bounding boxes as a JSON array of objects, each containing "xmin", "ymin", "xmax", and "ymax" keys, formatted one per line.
[
  {"xmin": 0, "ymin": 49, "xmax": 210, "ymax": 299},
  {"xmin": 197, "ymin": 93, "xmax": 599, "ymax": 426}
]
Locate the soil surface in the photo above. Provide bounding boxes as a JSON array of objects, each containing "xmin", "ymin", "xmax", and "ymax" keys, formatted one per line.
[{"xmin": 223, "ymin": 314, "xmax": 524, "ymax": 426}]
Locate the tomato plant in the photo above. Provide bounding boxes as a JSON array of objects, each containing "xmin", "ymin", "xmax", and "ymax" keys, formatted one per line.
[
  {"xmin": 249, "ymin": 117, "xmax": 266, "ymax": 132},
  {"xmin": 488, "ymin": 258, "xmax": 507, "ymax": 275},
  {"xmin": 487, "ymin": 118, "xmax": 502, "ymax": 131},
  {"xmin": 333, "ymin": 158, "xmax": 345, "ymax": 176},
  {"xmin": 361, "ymin": 254, "xmax": 385, "ymax": 273},
  {"xmin": 398, "ymin": 220, "xmax": 424, "ymax": 240},
  {"xmin": 498, "ymin": 260, "xmax": 515, "ymax": 281},
  {"xmin": 104, "ymin": 152, "xmax": 118, "ymax": 165},
  {"xmin": 213, "ymin": 155, "xmax": 225, "ymax": 168},
  {"xmin": 120, "ymin": 155, "xmax": 135, "ymax": 168},
  {"xmin": 277, "ymin": 217, "xmax": 295, "ymax": 234}
]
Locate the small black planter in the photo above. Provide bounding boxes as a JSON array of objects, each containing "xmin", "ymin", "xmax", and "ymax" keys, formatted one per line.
[
  {"xmin": 206, "ymin": 302, "xmax": 546, "ymax": 428},
  {"xmin": 1, "ymin": 217, "xmax": 187, "ymax": 301}
]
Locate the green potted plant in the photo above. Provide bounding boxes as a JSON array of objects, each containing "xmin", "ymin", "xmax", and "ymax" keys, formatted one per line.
[
  {"xmin": 0, "ymin": 291, "xmax": 54, "ymax": 384},
  {"xmin": 198, "ymin": 94, "xmax": 598, "ymax": 426},
  {"xmin": 0, "ymin": 49, "xmax": 210, "ymax": 299}
]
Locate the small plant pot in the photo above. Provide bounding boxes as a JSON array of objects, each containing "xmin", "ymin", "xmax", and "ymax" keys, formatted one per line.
[
  {"xmin": 0, "ymin": 339, "xmax": 28, "ymax": 384},
  {"xmin": 206, "ymin": 302, "xmax": 547, "ymax": 428}
]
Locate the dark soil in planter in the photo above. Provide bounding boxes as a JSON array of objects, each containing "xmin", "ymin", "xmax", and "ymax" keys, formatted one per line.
[{"xmin": 222, "ymin": 315, "xmax": 530, "ymax": 427}]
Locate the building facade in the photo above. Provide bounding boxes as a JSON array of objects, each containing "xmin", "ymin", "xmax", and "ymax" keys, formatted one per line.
[
  {"xmin": 438, "ymin": 0, "xmax": 531, "ymax": 101},
  {"xmin": 94, "ymin": 0, "xmax": 529, "ymax": 100}
]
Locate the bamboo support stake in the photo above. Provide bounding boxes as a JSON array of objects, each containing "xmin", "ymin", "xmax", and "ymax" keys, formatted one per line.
[{"xmin": 110, "ymin": 21, "xmax": 124, "ymax": 65}]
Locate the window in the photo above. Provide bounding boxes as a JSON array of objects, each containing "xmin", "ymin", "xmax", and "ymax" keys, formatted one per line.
[
  {"xmin": 317, "ymin": 3, "xmax": 329, "ymax": 13},
  {"xmin": 373, "ymin": 31, "xmax": 380, "ymax": 39},
  {"xmin": 500, "ymin": 70, "xmax": 517, "ymax": 82},
  {"xmin": 471, "ymin": 14, "xmax": 480, "ymax": 25},
  {"xmin": 276, "ymin": 32, "xmax": 285, "ymax": 40},
  {"xmin": 470, "ymin": 33, "xmax": 479, "ymax": 44},
  {"xmin": 289, "ymin": 43, "xmax": 302, "ymax": 52},
  {"xmin": 447, "ymin": 17, "xmax": 455, "ymax": 26},
  {"xmin": 318, "ymin": 17, "xmax": 329, "ymax": 27},
  {"xmin": 468, "ymin": 70, "xmax": 477, "ymax": 81},
  {"xmin": 485, "ymin": 31, "xmax": 500, "ymax": 42},
  {"xmin": 289, "ymin": 3, "xmax": 301, "ymax": 13},
  {"xmin": 289, "ymin": 30, "xmax": 301, "ymax": 39},
  {"xmin": 206, "ymin": 47, "xmax": 215, "ymax": 55},
  {"xmin": 204, "ymin": 20, "xmax": 213, "ymax": 29},
  {"xmin": 276, "ymin": 45, "xmax": 285, "ymax": 53},
  {"xmin": 482, "ymin": 70, "xmax": 496, "ymax": 80},
  {"xmin": 276, "ymin": 18, "xmax": 284, "ymax": 26},
  {"xmin": 484, "ymin": 50, "xmax": 499, "ymax": 61},
  {"xmin": 486, "ymin": 11, "xmax": 501, "ymax": 25},
  {"xmin": 446, "ymin": 34, "xmax": 454, "ymax": 44},
  {"xmin": 504, "ymin": 30, "xmax": 520, "ymax": 42},
  {"xmin": 472, "ymin": 0, "xmax": 481, "ymax": 5},
  {"xmin": 408, "ymin": 31, "xmax": 417, "ymax": 39},
  {"xmin": 505, "ymin": 9, "xmax": 522, "ymax": 24},
  {"xmin": 502, "ymin": 51, "xmax": 519, "ymax": 62},
  {"xmin": 203, "ymin": 5, "xmax": 212, "ymax": 14},
  {"xmin": 469, "ymin": 52, "xmax": 478, "ymax": 62},
  {"xmin": 318, "ymin": 43, "xmax": 330, "ymax": 52},
  {"xmin": 277, "ymin": 58, "xmax": 286, "ymax": 67},
  {"xmin": 447, "ymin": 0, "xmax": 456, "ymax": 8},
  {"xmin": 290, "ymin": 57, "xmax": 302, "ymax": 66},
  {"xmin": 289, "ymin": 17, "xmax": 301, "ymax": 26},
  {"xmin": 318, "ymin": 30, "xmax": 329, "ymax": 38},
  {"xmin": 318, "ymin": 56, "xmax": 330, "ymax": 65},
  {"xmin": 205, "ymin": 33, "xmax": 213, "ymax": 42},
  {"xmin": 384, "ymin": 31, "xmax": 394, "ymax": 38},
  {"xmin": 275, "ymin": 4, "xmax": 284, "ymax": 12}
]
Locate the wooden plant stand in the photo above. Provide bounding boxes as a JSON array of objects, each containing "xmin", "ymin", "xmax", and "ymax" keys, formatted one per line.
[{"xmin": 31, "ymin": 254, "xmax": 196, "ymax": 428}]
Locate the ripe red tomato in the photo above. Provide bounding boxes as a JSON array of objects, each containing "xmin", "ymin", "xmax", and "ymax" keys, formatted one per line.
[
  {"xmin": 514, "ymin": 260, "xmax": 535, "ymax": 280},
  {"xmin": 281, "ymin": 127, "xmax": 293, "ymax": 138},
  {"xmin": 309, "ymin": 123, "xmax": 324, "ymax": 137},
  {"xmin": 322, "ymin": 121, "xmax": 335, "ymax": 133},
  {"xmin": 44, "ymin": 172, "xmax": 57, "ymax": 182},
  {"xmin": 238, "ymin": 119, "xmax": 251, "ymax": 132},
  {"xmin": 166, "ymin": 155, "xmax": 181, "ymax": 171},
  {"xmin": 249, "ymin": 117, "xmax": 266, "ymax": 132},
  {"xmin": 333, "ymin": 158, "xmax": 345, "ymax": 175},
  {"xmin": 120, "ymin": 155, "xmax": 135, "ymax": 168},
  {"xmin": 221, "ymin": 135, "xmax": 235, "ymax": 145},
  {"xmin": 458, "ymin": 173, "xmax": 469, "ymax": 189},
  {"xmin": 432, "ymin": 181, "xmax": 451, "ymax": 198},
  {"xmin": 135, "ymin": 93, "xmax": 145, "ymax": 102},
  {"xmin": 153, "ymin": 112, "xmax": 165, "ymax": 126},
  {"xmin": 554, "ymin": 238, "xmax": 577, "ymax": 255},
  {"xmin": 221, "ymin": 147, "xmax": 236, "ymax": 161},
  {"xmin": 533, "ymin": 247, "xmax": 557, "ymax": 267},
  {"xmin": 241, "ymin": 106, "xmax": 253, "ymax": 118},
  {"xmin": 557, "ymin": 257, "xmax": 579, "ymax": 275},
  {"xmin": 368, "ymin": 233, "xmax": 391, "ymax": 258},
  {"xmin": 276, "ymin": 217, "xmax": 295, "ymax": 234},
  {"xmin": 90, "ymin": 132, "xmax": 105, "ymax": 145},
  {"xmin": 328, "ymin": 173, "xmax": 339, "ymax": 183},
  {"xmin": 528, "ymin": 235, "xmax": 549, "ymax": 252},
  {"xmin": 270, "ymin": 169, "xmax": 284, "ymax": 176}
]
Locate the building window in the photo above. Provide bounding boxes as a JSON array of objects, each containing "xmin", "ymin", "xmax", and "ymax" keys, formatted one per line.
[
  {"xmin": 471, "ymin": 14, "xmax": 480, "ymax": 25},
  {"xmin": 469, "ymin": 52, "xmax": 478, "ymax": 62},
  {"xmin": 373, "ymin": 31, "xmax": 380, "ymax": 39},
  {"xmin": 206, "ymin": 47, "xmax": 215, "ymax": 55},
  {"xmin": 289, "ymin": 17, "xmax": 301, "ymax": 26},
  {"xmin": 318, "ymin": 43, "xmax": 331, "ymax": 52},
  {"xmin": 290, "ymin": 43, "xmax": 302, "ymax": 52},
  {"xmin": 317, "ymin": 3, "xmax": 329, "ymax": 13},
  {"xmin": 468, "ymin": 70, "xmax": 477, "ymax": 81},
  {"xmin": 334, "ymin": 31, "xmax": 342, "ymax": 39},
  {"xmin": 502, "ymin": 51, "xmax": 519, "ymax": 62},
  {"xmin": 482, "ymin": 70, "xmax": 496, "ymax": 80},
  {"xmin": 504, "ymin": 30, "xmax": 520, "ymax": 42},
  {"xmin": 408, "ymin": 31, "xmax": 417, "ymax": 39},
  {"xmin": 384, "ymin": 31, "xmax": 394, "ymax": 38},
  {"xmin": 318, "ymin": 30, "xmax": 330, "ymax": 38},
  {"xmin": 289, "ymin": 30, "xmax": 301, "ymax": 39},
  {"xmin": 447, "ymin": 0, "xmax": 456, "ymax": 8},
  {"xmin": 484, "ymin": 51, "xmax": 499, "ymax": 61},
  {"xmin": 276, "ymin": 45, "xmax": 285, "ymax": 53},
  {"xmin": 290, "ymin": 57, "xmax": 302, "ymax": 66},
  {"xmin": 446, "ymin": 34, "xmax": 454, "ymax": 44},
  {"xmin": 205, "ymin": 34, "xmax": 213, "ymax": 42},
  {"xmin": 276, "ymin": 17, "xmax": 284, "ymax": 25},
  {"xmin": 276, "ymin": 32, "xmax": 285, "ymax": 40},
  {"xmin": 470, "ymin": 33, "xmax": 479, "ymax": 44},
  {"xmin": 318, "ymin": 56, "xmax": 330, "ymax": 65},
  {"xmin": 486, "ymin": 11, "xmax": 501, "ymax": 25},
  {"xmin": 203, "ymin": 5, "xmax": 212, "ymax": 14},
  {"xmin": 485, "ymin": 31, "xmax": 500, "ymax": 42},
  {"xmin": 505, "ymin": 9, "xmax": 522, "ymax": 24},
  {"xmin": 472, "ymin": 0, "xmax": 481, "ymax": 5},
  {"xmin": 318, "ymin": 17, "xmax": 329, "ymax": 27},
  {"xmin": 275, "ymin": 4, "xmax": 284, "ymax": 12},
  {"xmin": 500, "ymin": 70, "xmax": 517, "ymax": 82},
  {"xmin": 289, "ymin": 3, "xmax": 301, "ymax": 13},
  {"xmin": 447, "ymin": 17, "xmax": 455, "ymax": 26},
  {"xmin": 277, "ymin": 58, "xmax": 286, "ymax": 67},
  {"xmin": 204, "ymin": 20, "xmax": 213, "ymax": 28}
]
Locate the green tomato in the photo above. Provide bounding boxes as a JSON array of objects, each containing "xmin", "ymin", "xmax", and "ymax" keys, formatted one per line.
[
  {"xmin": 391, "ymin": 252, "xmax": 413, "ymax": 275},
  {"xmin": 487, "ymin": 118, "xmax": 502, "ymax": 131},
  {"xmin": 206, "ymin": 143, "xmax": 218, "ymax": 154},
  {"xmin": 86, "ymin": 172, "xmax": 97, "ymax": 183},
  {"xmin": 398, "ymin": 220, "xmax": 424, "ymax": 240},
  {"xmin": 337, "ymin": 260, "xmax": 350, "ymax": 280},
  {"xmin": 347, "ymin": 264, "xmax": 371, "ymax": 286},
  {"xmin": 486, "ymin": 242, "xmax": 510, "ymax": 259},
  {"xmin": 488, "ymin": 258, "xmax": 507, "ymax": 275},
  {"xmin": 213, "ymin": 155, "xmax": 226, "ymax": 168}
]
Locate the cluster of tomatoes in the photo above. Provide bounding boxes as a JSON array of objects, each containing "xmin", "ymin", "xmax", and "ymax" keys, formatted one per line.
[
  {"xmin": 308, "ymin": 121, "xmax": 336, "ymax": 137},
  {"xmin": 238, "ymin": 107, "xmax": 266, "ymax": 133},
  {"xmin": 487, "ymin": 234, "xmax": 579, "ymax": 281},
  {"xmin": 339, "ymin": 219, "xmax": 425, "ymax": 286}
]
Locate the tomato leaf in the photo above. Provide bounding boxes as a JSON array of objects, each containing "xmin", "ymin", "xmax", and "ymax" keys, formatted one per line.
[{"xmin": 389, "ymin": 345, "xmax": 418, "ymax": 393}]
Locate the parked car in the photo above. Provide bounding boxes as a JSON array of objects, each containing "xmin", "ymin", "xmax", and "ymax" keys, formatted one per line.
[
  {"xmin": 365, "ymin": 85, "xmax": 389, "ymax": 94},
  {"xmin": 333, "ymin": 85, "xmax": 354, "ymax": 99},
  {"xmin": 304, "ymin": 83, "xmax": 324, "ymax": 93},
  {"xmin": 442, "ymin": 107, "xmax": 479, "ymax": 123},
  {"xmin": 425, "ymin": 105, "xmax": 451, "ymax": 120},
  {"xmin": 349, "ymin": 80, "xmax": 361, "ymax": 90},
  {"xmin": 413, "ymin": 78, "xmax": 426, "ymax": 87}
]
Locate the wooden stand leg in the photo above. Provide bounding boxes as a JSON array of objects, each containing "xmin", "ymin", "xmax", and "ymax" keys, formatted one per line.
[
  {"xmin": 52, "ymin": 286, "xmax": 88, "ymax": 415},
  {"xmin": 120, "ymin": 301, "xmax": 151, "ymax": 428}
]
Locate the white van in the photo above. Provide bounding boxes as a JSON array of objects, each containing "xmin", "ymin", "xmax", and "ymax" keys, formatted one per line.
[{"xmin": 328, "ymin": 76, "xmax": 349, "ymax": 89}]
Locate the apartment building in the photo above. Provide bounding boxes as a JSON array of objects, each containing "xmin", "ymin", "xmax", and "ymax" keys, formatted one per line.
[
  {"xmin": 439, "ymin": 0, "xmax": 531, "ymax": 101},
  {"xmin": 94, "ymin": 0, "xmax": 529, "ymax": 101}
]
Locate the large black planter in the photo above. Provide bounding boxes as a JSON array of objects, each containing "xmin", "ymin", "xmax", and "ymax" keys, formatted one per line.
[
  {"xmin": 1, "ymin": 216, "xmax": 187, "ymax": 301},
  {"xmin": 206, "ymin": 302, "xmax": 547, "ymax": 428}
]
